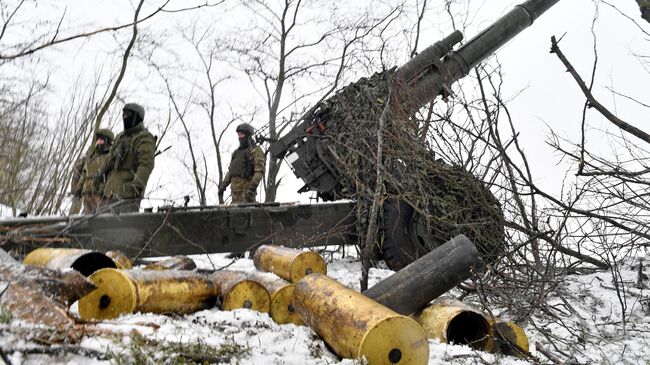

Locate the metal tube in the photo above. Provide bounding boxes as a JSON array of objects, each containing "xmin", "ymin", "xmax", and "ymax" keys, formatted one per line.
[
  {"xmin": 406, "ymin": 0, "xmax": 561, "ymax": 112},
  {"xmin": 293, "ymin": 274, "xmax": 429, "ymax": 364},
  {"xmin": 363, "ymin": 234, "xmax": 484, "ymax": 315},
  {"xmin": 395, "ymin": 30, "xmax": 463, "ymax": 83},
  {"xmin": 248, "ymin": 271, "xmax": 303, "ymax": 325},
  {"xmin": 413, "ymin": 298, "xmax": 492, "ymax": 351},
  {"xmin": 78, "ymin": 268, "xmax": 217, "ymax": 320},
  {"xmin": 23, "ymin": 248, "xmax": 116, "ymax": 277},
  {"xmin": 253, "ymin": 245, "xmax": 327, "ymax": 283},
  {"xmin": 211, "ymin": 270, "xmax": 271, "ymax": 312},
  {"xmin": 490, "ymin": 320, "xmax": 529, "ymax": 357}
]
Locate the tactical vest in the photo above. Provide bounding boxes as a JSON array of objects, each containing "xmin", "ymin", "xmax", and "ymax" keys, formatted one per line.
[{"xmin": 229, "ymin": 146, "xmax": 255, "ymax": 178}]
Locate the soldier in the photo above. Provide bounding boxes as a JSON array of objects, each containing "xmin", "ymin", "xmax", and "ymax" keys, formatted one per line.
[
  {"xmin": 80, "ymin": 129, "xmax": 114, "ymax": 214},
  {"xmin": 68, "ymin": 158, "xmax": 85, "ymax": 215},
  {"xmin": 101, "ymin": 103, "xmax": 156, "ymax": 213},
  {"xmin": 218, "ymin": 123, "xmax": 265, "ymax": 204}
]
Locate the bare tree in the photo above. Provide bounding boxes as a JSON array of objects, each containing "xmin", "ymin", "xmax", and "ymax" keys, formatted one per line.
[{"xmin": 221, "ymin": 0, "xmax": 405, "ymax": 202}]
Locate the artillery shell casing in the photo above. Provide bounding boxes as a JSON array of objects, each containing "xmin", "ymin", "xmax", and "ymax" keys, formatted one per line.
[
  {"xmin": 105, "ymin": 250, "xmax": 132, "ymax": 270},
  {"xmin": 489, "ymin": 320, "xmax": 529, "ymax": 357},
  {"xmin": 293, "ymin": 274, "xmax": 429, "ymax": 365},
  {"xmin": 247, "ymin": 271, "xmax": 303, "ymax": 325},
  {"xmin": 211, "ymin": 270, "xmax": 271, "ymax": 313},
  {"xmin": 143, "ymin": 255, "xmax": 197, "ymax": 271},
  {"xmin": 413, "ymin": 298, "xmax": 492, "ymax": 351},
  {"xmin": 78, "ymin": 268, "xmax": 217, "ymax": 320},
  {"xmin": 23, "ymin": 248, "xmax": 116, "ymax": 276},
  {"xmin": 253, "ymin": 245, "xmax": 327, "ymax": 283},
  {"xmin": 364, "ymin": 234, "xmax": 484, "ymax": 315}
]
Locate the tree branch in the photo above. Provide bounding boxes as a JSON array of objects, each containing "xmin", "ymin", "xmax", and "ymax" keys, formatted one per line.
[{"xmin": 550, "ymin": 35, "xmax": 650, "ymax": 146}]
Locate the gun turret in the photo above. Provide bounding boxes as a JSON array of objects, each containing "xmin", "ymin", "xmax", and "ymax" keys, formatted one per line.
[{"xmin": 271, "ymin": 0, "xmax": 560, "ymax": 201}]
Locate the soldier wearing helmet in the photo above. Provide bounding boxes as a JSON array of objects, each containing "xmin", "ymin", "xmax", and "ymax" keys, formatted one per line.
[
  {"xmin": 80, "ymin": 128, "xmax": 114, "ymax": 214},
  {"xmin": 100, "ymin": 103, "xmax": 156, "ymax": 213},
  {"xmin": 218, "ymin": 123, "xmax": 265, "ymax": 204}
]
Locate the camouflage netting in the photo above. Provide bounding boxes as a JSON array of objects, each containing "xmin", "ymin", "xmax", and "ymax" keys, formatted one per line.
[{"xmin": 300, "ymin": 69, "xmax": 505, "ymax": 264}]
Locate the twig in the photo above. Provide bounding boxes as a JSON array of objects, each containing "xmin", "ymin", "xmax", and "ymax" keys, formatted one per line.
[
  {"xmin": 535, "ymin": 341, "xmax": 566, "ymax": 365},
  {"xmin": 9, "ymin": 345, "xmax": 108, "ymax": 361}
]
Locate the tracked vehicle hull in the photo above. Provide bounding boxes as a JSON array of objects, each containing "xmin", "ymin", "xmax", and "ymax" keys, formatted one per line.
[{"xmin": 1, "ymin": 202, "xmax": 356, "ymax": 258}]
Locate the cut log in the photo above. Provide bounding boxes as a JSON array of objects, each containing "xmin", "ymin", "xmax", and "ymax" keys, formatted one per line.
[
  {"xmin": 1, "ymin": 248, "xmax": 96, "ymax": 306},
  {"xmin": 0, "ymin": 248, "xmax": 96, "ymax": 327},
  {"xmin": 1, "ymin": 283, "xmax": 73, "ymax": 327},
  {"xmin": 363, "ymin": 234, "xmax": 484, "ymax": 315}
]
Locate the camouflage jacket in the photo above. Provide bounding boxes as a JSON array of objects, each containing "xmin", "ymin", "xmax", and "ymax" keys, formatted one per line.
[
  {"xmin": 102, "ymin": 123, "xmax": 156, "ymax": 200},
  {"xmin": 221, "ymin": 144, "xmax": 265, "ymax": 192},
  {"xmin": 81, "ymin": 146, "xmax": 111, "ymax": 194}
]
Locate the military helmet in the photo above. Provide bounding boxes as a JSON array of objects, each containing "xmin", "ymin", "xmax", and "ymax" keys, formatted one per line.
[
  {"xmin": 236, "ymin": 123, "xmax": 255, "ymax": 136},
  {"xmin": 123, "ymin": 103, "xmax": 145, "ymax": 121},
  {"xmin": 96, "ymin": 128, "xmax": 114, "ymax": 143}
]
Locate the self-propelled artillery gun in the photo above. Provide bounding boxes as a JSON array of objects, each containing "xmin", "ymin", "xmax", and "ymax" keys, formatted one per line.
[{"xmin": 0, "ymin": 0, "xmax": 560, "ymax": 270}]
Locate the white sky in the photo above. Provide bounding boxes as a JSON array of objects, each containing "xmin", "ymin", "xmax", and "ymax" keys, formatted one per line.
[{"xmin": 2, "ymin": 0, "xmax": 648, "ymax": 209}]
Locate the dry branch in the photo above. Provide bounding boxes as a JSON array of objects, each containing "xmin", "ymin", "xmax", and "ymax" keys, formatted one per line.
[{"xmin": 550, "ymin": 35, "xmax": 650, "ymax": 145}]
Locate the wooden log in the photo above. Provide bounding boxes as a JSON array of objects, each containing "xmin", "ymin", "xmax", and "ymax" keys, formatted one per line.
[
  {"xmin": 1, "ymin": 248, "xmax": 95, "ymax": 306},
  {"xmin": 1, "ymin": 283, "xmax": 73, "ymax": 327},
  {"xmin": 0, "ymin": 248, "xmax": 96, "ymax": 327},
  {"xmin": 363, "ymin": 234, "xmax": 484, "ymax": 315}
]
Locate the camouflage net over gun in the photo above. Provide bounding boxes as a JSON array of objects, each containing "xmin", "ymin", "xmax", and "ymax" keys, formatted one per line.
[{"xmin": 300, "ymin": 69, "xmax": 505, "ymax": 267}]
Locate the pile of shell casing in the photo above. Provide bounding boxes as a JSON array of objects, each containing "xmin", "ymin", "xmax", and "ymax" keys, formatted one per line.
[{"xmin": 21, "ymin": 245, "xmax": 528, "ymax": 364}]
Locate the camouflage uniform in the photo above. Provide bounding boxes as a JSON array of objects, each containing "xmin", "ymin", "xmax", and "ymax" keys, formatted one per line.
[
  {"xmin": 68, "ymin": 158, "xmax": 85, "ymax": 215},
  {"xmin": 102, "ymin": 103, "xmax": 156, "ymax": 213},
  {"xmin": 219, "ymin": 124, "xmax": 265, "ymax": 204},
  {"xmin": 81, "ymin": 129, "xmax": 113, "ymax": 214}
]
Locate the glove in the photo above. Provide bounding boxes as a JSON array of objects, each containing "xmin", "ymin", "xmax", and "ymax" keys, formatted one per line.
[
  {"xmin": 130, "ymin": 183, "xmax": 144, "ymax": 198},
  {"xmin": 248, "ymin": 184, "xmax": 257, "ymax": 195}
]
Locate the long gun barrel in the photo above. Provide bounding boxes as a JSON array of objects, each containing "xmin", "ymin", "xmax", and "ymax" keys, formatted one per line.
[
  {"xmin": 273, "ymin": 0, "xmax": 560, "ymax": 199},
  {"xmin": 400, "ymin": 0, "xmax": 560, "ymax": 113}
]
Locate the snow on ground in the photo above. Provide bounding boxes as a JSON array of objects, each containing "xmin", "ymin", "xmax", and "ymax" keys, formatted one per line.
[{"xmin": 1, "ymin": 251, "xmax": 650, "ymax": 364}]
